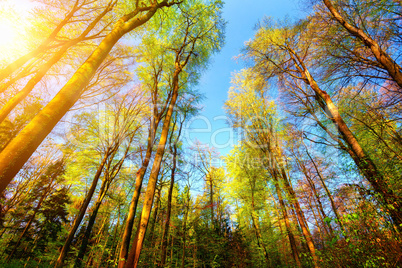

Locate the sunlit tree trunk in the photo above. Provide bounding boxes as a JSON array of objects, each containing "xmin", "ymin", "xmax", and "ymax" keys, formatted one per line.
[
  {"xmin": 279, "ymin": 166, "xmax": 319, "ymax": 268},
  {"xmin": 272, "ymin": 172, "xmax": 302, "ymax": 268},
  {"xmin": 0, "ymin": 0, "xmax": 82, "ymax": 83},
  {"xmin": 0, "ymin": 2, "xmax": 115, "ymax": 124},
  {"xmin": 289, "ymin": 46, "xmax": 402, "ymax": 232},
  {"xmin": 322, "ymin": 0, "xmax": 402, "ymax": 89},
  {"xmin": 160, "ymin": 130, "xmax": 181, "ymax": 267},
  {"xmin": 55, "ymin": 149, "xmax": 111, "ymax": 268},
  {"xmin": 118, "ymin": 115, "xmax": 161, "ymax": 267},
  {"xmin": 124, "ymin": 66, "xmax": 181, "ymax": 268},
  {"xmin": 0, "ymin": 0, "xmax": 176, "ymax": 195}
]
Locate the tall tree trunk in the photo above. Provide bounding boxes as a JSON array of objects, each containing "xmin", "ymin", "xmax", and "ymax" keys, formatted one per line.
[
  {"xmin": 293, "ymin": 48, "xmax": 402, "ymax": 232},
  {"xmin": 0, "ymin": 2, "xmax": 115, "ymax": 124},
  {"xmin": 0, "ymin": 0, "xmax": 175, "ymax": 195},
  {"xmin": 322, "ymin": 0, "xmax": 402, "ymax": 89},
  {"xmin": 117, "ymin": 71, "xmax": 170, "ymax": 266},
  {"xmin": 124, "ymin": 65, "xmax": 181, "ymax": 268},
  {"xmin": 74, "ymin": 175, "xmax": 109, "ymax": 268},
  {"xmin": 118, "ymin": 124, "xmax": 158, "ymax": 268},
  {"xmin": 55, "ymin": 150, "xmax": 109, "ymax": 268},
  {"xmin": 159, "ymin": 142, "xmax": 178, "ymax": 267},
  {"xmin": 272, "ymin": 172, "xmax": 302, "ymax": 268},
  {"xmin": 280, "ymin": 166, "xmax": 319, "ymax": 268}
]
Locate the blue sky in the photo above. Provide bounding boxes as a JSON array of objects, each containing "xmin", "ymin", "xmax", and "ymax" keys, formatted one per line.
[{"xmin": 183, "ymin": 0, "xmax": 304, "ymax": 157}]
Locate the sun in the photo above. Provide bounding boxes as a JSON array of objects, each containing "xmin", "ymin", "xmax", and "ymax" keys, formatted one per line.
[
  {"xmin": 0, "ymin": 0, "xmax": 34, "ymax": 63},
  {"xmin": 0, "ymin": 19, "xmax": 18, "ymax": 48}
]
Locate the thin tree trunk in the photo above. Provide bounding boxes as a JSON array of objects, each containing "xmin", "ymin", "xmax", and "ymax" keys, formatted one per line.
[
  {"xmin": 74, "ymin": 134, "xmax": 132, "ymax": 268},
  {"xmin": 159, "ymin": 146, "xmax": 177, "ymax": 267},
  {"xmin": 180, "ymin": 193, "xmax": 190, "ymax": 268},
  {"xmin": 117, "ymin": 69, "xmax": 168, "ymax": 268},
  {"xmin": 160, "ymin": 115, "xmax": 185, "ymax": 267},
  {"xmin": 124, "ymin": 30, "xmax": 196, "ymax": 265},
  {"xmin": 296, "ymin": 157, "xmax": 334, "ymax": 237},
  {"xmin": 272, "ymin": 173, "xmax": 302, "ymax": 267},
  {"xmin": 306, "ymin": 192, "xmax": 326, "ymax": 247},
  {"xmin": 280, "ymin": 167, "xmax": 319, "ymax": 268},
  {"xmin": 305, "ymin": 149, "xmax": 346, "ymax": 235},
  {"xmin": 159, "ymin": 172, "xmax": 175, "ymax": 266},
  {"xmin": 208, "ymin": 174, "xmax": 214, "ymax": 225},
  {"xmin": 148, "ymin": 187, "xmax": 162, "ymax": 246},
  {"xmin": 55, "ymin": 150, "xmax": 110, "ymax": 268},
  {"xmin": 117, "ymin": 130, "xmax": 155, "ymax": 268},
  {"xmin": 124, "ymin": 65, "xmax": 181, "ymax": 268},
  {"xmin": 74, "ymin": 176, "xmax": 108, "ymax": 268}
]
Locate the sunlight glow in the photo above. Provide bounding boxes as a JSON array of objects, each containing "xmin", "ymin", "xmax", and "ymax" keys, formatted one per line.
[
  {"xmin": 0, "ymin": 0, "xmax": 34, "ymax": 62},
  {"xmin": 0, "ymin": 19, "xmax": 18, "ymax": 48}
]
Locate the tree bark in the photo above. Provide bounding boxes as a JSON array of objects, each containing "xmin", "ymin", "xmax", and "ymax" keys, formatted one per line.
[
  {"xmin": 272, "ymin": 172, "xmax": 302, "ymax": 268},
  {"xmin": 159, "ymin": 142, "xmax": 178, "ymax": 267},
  {"xmin": 54, "ymin": 150, "xmax": 109, "ymax": 268},
  {"xmin": 289, "ymin": 45, "xmax": 402, "ymax": 232},
  {"xmin": 0, "ymin": 1, "xmax": 115, "ymax": 124},
  {"xmin": 280, "ymin": 167, "xmax": 319, "ymax": 268},
  {"xmin": 118, "ymin": 94, "xmax": 165, "ymax": 267},
  {"xmin": 117, "ymin": 153, "xmax": 151, "ymax": 268},
  {"xmin": 322, "ymin": 0, "xmax": 402, "ymax": 89},
  {"xmin": 124, "ymin": 64, "xmax": 181, "ymax": 268}
]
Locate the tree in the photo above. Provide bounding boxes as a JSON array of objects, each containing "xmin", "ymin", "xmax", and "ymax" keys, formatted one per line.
[
  {"xmin": 321, "ymin": 0, "xmax": 402, "ymax": 91},
  {"xmin": 55, "ymin": 91, "xmax": 145, "ymax": 267},
  {"xmin": 123, "ymin": 1, "xmax": 224, "ymax": 266},
  {"xmin": 0, "ymin": 0, "xmax": 181, "ymax": 194},
  {"xmin": 243, "ymin": 19, "xmax": 402, "ymax": 232}
]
